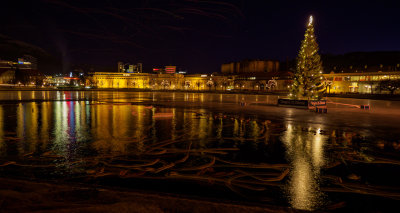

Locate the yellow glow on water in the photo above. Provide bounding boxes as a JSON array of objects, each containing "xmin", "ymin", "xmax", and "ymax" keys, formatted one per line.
[
  {"xmin": 312, "ymin": 129, "xmax": 324, "ymax": 169},
  {"xmin": 74, "ymin": 101, "xmax": 81, "ymax": 136},
  {"xmin": 290, "ymin": 156, "xmax": 317, "ymax": 210},
  {"xmin": 250, "ymin": 120, "xmax": 260, "ymax": 139},
  {"xmin": 52, "ymin": 101, "xmax": 69, "ymax": 155},
  {"xmin": 216, "ymin": 116, "xmax": 223, "ymax": 138},
  {"xmin": 40, "ymin": 102, "xmax": 50, "ymax": 150},
  {"xmin": 92, "ymin": 105, "xmax": 112, "ymax": 152},
  {"xmin": 136, "ymin": 105, "xmax": 146, "ymax": 153},
  {"xmin": 282, "ymin": 123, "xmax": 325, "ymax": 211},
  {"xmin": 170, "ymin": 108, "xmax": 177, "ymax": 139},
  {"xmin": 17, "ymin": 103, "xmax": 24, "ymax": 141},
  {"xmin": 199, "ymin": 112, "xmax": 207, "ymax": 139},
  {"xmin": 239, "ymin": 119, "xmax": 245, "ymax": 138},
  {"xmin": 27, "ymin": 103, "xmax": 38, "ymax": 152},
  {"xmin": 233, "ymin": 119, "xmax": 239, "ymax": 137}
]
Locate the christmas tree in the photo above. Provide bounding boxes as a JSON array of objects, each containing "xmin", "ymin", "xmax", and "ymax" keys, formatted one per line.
[{"xmin": 290, "ymin": 15, "xmax": 325, "ymax": 100}]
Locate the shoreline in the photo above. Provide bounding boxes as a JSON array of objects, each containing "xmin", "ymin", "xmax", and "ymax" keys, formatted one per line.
[
  {"xmin": 1, "ymin": 87, "xmax": 400, "ymax": 101},
  {"xmin": 0, "ymin": 87, "xmax": 284, "ymax": 94}
]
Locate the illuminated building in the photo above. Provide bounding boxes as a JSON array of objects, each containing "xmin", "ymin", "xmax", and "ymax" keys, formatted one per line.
[
  {"xmin": 44, "ymin": 76, "xmax": 66, "ymax": 86},
  {"xmin": 88, "ymin": 72, "xmax": 152, "ymax": 88},
  {"xmin": 181, "ymin": 74, "xmax": 210, "ymax": 90},
  {"xmin": 153, "ymin": 66, "xmax": 177, "ymax": 74},
  {"xmin": 0, "ymin": 60, "xmax": 16, "ymax": 83},
  {"xmin": 234, "ymin": 71, "xmax": 293, "ymax": 91},
  {"xmin": 44, "ymin": 74, "xmax": 80, "ymax": 87},
  {"xmin": 22, "ymin": 55, "xmax": 38, "ymax": 70},
  {"xmin": 0, "ymin": 59, "xmax": 37, "ymax": 84},
  {"xmin": 165, "ymin": 66, "xmax": 176, "ymax": 74},
  {"xmin": 1, "ymin": 59, "xmax": 33, "ymax": 70},
  {"xmin": 221, "ymin": 59, "xmax": 280, "ymax": 74},
  {"xmin": 117, "ymin": 62, "xmax": 124, "ymax": 73},
  {"xmin": 87, "ymin": 71, "xmax": 290, "ymax": 92},
  {"xmin": 87, "ymin": 72, "xmax": 213, "ymax": 90},
  {"xmin": 150, "ymin": 73, "xmax": 185, "ymax": 90},
  {"xmin": 323, "ymin": 71, "xmax": 400, "ymax": 94},
  {"xmin": 152, "ymin": 67, "xmax": 163, "ymax": 74},
  {"xmin": 87, "ymin": 64, "xmax": 400, "ymax": 94},
  {"xmin": 117, "ymin": 61, "xmax": 143, "ymax": 73}
]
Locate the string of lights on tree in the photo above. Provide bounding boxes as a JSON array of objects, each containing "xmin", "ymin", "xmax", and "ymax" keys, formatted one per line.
[{"xmin": 289, "ymin": 15, "xmax": 325, "ymax": 100}]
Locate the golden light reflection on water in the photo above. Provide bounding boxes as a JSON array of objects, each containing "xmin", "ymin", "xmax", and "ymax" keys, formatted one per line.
[
  {"xmin": 281, "ymin": 124, "xmax": 326, "ymax": 210},
  {"xmin": 3, "ymin": 99, "xmax": 287, "ymax": 194},
  {"xmin": 17, "ymin": 103, "xmax": 24, "ymax": 146},
  {"xmin": 250, "ymin": 120, "xmax": 260, "ymax": 140},
  {"xmin": 52, "ymin": 101, "xmax": 69, "ymax": 157},
  {"xmin": 27, "ymin": 103, "xmax": 38, "ymax": 152},
  {"xmin": 2, "ymin": 91, "xmax": 399, "ymax": 211},
  {"xmin": 40, "ymin": 102, "xmax": 50, "ymax": 150},
  {"xmin": 0, "ymin": 96, "xmax": 335, "ymax": 210}
]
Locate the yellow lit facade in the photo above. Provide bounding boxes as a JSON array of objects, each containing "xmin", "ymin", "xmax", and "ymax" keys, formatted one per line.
[
  {"xmin": 323, "ymin": 71, "xmax": 400, "ymax": 94},
  {"xmin": 89, "ymin": 72, "xmax": 151, "ymax": 89},
  {"xmin": 87, "ymin": 72, "xmax": 291, "ymax": 92},
  {"xmin": 87, "ymin": 70, "xmax": 400, "ymax": 94},
  {"xmin": 88, "ymin": 72, "xmax": 228, "ymax": 91}
]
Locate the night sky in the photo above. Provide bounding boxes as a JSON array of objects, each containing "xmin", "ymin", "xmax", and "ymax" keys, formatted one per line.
[{"xmin": 1, "ymin": 0, "xmax": 400, "ymax": 73}]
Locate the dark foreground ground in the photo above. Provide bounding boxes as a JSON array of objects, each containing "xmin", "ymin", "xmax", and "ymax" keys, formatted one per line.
[{"xmin": 0, "ymin": 178, "xmax": 296, "ymax": 213}]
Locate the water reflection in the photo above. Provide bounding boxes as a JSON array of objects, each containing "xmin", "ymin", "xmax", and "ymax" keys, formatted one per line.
[
  {"xmin": 52, "ymin": 101, "xmax": 70, "ymax": 159},
  {"xmin": 281, "ymin": 124, "xmax": 326, "ymax": 210},
  {"xmin": 1, "ymin": 94, "xmax": 398, "ymax": 211},
  {"xmin": 3, "ymin": 100, "xmax": 279, "ymax": 164}
]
